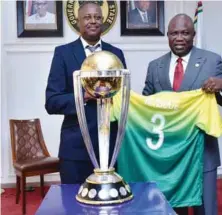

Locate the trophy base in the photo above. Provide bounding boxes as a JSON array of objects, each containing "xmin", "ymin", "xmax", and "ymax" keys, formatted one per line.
[{"xmin": 76, "ymin": 168, "xmax": 133, "ymax": 205}]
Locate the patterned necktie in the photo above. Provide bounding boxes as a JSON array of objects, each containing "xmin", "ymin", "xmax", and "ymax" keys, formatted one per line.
[
  {"xmin": 173, "ymin": 57, "xmax": 184, "ymax": 91},
  {"xmin": 86, "ymin": 44, "xmax": 100, "ymax": 53}
]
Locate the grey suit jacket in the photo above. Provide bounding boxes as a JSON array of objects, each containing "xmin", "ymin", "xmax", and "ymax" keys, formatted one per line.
[{"xmin": 143, "ymin": 46, "xmax": 222, "ymax": 172}]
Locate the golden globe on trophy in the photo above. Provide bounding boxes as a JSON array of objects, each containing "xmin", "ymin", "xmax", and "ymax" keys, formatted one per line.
[{"xmin": 73, "ymin": 51, "xmax": 133, "ymax": 205}]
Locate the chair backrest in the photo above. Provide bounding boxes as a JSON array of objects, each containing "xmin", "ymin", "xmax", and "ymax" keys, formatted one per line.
[{"xmin": 9, "ymin": 119, "xmax": 50, "ymax": 163}]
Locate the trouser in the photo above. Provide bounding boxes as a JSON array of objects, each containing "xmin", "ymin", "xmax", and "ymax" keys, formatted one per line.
[
  {"xmin": 59, "ymin": 159, "xmax": 94, "ymax": 184},
  {"xmin": 174, "ymin": 169, "xmax": 218, "ymax": 215}
]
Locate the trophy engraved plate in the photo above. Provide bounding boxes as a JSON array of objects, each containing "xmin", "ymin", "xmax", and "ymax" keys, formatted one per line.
[{"xmin": 73, "ymin": 51, "xmax": 132, "ymax": 205}]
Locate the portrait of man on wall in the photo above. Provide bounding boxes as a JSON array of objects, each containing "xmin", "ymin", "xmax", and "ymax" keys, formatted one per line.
[
  {"xmin": 127, "ymin": 0, "xmax": 157, "ymax": 29},
  {"xmin": 25, "ymin": 0, "xmax": 57, "ymax": 30}
]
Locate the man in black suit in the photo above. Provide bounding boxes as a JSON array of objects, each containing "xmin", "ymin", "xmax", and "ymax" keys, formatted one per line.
[
  {"xmin": 128, "ymin": 0, "xmax": 156, "ymax": 27},
  {"xmin": 45, "ymin": 2, "xmax": 127, "ymax": 184}
]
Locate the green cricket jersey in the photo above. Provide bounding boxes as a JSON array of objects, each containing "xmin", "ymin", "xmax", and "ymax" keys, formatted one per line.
[{"xmin": 111, "ymin": 89, "xmax": 222, "ymax": 207}]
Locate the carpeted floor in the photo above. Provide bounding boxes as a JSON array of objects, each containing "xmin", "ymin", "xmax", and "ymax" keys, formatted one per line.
[
  {"xmin": 1, "ymin": 187, "xmax": 49, "ymax": 215},
  {"xmin": 217, "ymin": 179, "xmax": 222, "ymax": 214},
  {"xmin": 1, "ymin": 181, "xmax": 222, "ymax": 215}
]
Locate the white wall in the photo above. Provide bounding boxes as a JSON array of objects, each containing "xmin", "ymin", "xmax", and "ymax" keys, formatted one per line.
[{"xmin": 1, "ymin": 1, "xmax": 222, "ymax": 185}]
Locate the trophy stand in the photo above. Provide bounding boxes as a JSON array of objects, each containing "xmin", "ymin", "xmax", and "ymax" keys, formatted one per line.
[{"xmin": 73, "ymin": 51, "xmax": 133, "ymax": 205}]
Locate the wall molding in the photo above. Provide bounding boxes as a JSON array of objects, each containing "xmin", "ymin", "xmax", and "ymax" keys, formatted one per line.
[
  {"xmin": 218, "ymin": 166, "xmax": 222, "ymax": 174},
  {"xmin": 1, "ymin": 174, "xmax": 60, "ymax": 187},
  {"xmin": 3, "ymin": 38, "xmax": 169, "ymax": 52},
  {"xmin": 8, "ymin": 171, "xmax": 59, "ymax": 178},
  {"xmin": 3, "ymin": 38, "xmax": 168, "ymax": 46},
  {"xmin": 1, "ymin": 146, "xmax": 4, "ymax": 179},
  {"xmin": 3, "ymin": 42, "xmax": 169, "ymax": 53},
  {"xmin": 1, "ymin": 180, "xmax": 60, "ymax": 188}
]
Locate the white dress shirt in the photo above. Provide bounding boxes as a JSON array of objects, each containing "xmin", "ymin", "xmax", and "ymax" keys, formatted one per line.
[
  {"xmin": 137, "ymin": 8, "xmax": 148, "ymax": 23},
  {"xmin": 26, "ymin": 12, "xmax": 55, "ymax": 24},
  {"xmin": 169, "ymin": 51, "xmax": 192, "ymax": 86},
  {"xmin": 80, "ymin": 37, "xmax": 102, "ymax": 57}
]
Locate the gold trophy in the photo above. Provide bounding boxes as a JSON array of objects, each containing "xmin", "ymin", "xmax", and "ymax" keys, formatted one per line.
[{"xmin": 73, "ymin": 51, "xmax": 132, "ymax": 205}]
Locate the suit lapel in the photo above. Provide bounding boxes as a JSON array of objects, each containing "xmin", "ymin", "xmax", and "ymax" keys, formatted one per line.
[
  {"xmin": 157, "ymin": 52, "xmax": 172, "ymax": 91},
  {"xmin": 180, "ymin": 47, "xmax": 206, "ymax": 91},
  {"xmin": 71, "ymin": 38, "xmax": 86, "ymax": 67},
  {"xmin": 101, "ymin": 41, "xmax": 111, "ymax": 52}
]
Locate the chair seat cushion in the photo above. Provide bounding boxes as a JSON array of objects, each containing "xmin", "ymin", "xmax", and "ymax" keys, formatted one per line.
[{"xmin": 14, "ymin": 157, "xmax": 59, "ymax": 172}]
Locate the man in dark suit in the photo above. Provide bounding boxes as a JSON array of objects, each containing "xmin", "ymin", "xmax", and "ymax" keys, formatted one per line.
[
  {"xmin": 143, "ymin": 14, "xmax": 222, "ymax": 215},
  {"xmin": 45, "ymin": 2, "xmax": 126, "ymax": 184},
  {"xmin": 128, "ymin": 1, "xmax": 156, "ymax": 27}
]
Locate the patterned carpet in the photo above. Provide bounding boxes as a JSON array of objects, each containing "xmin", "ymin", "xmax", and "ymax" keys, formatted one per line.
[{"xmin": 1, "ymin": 181, "xmax": 222, "ymax": 215}]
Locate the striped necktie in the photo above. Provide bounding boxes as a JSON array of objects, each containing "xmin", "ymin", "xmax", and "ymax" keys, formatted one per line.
[{"xmin": 86, "ymin": 44, "xmax": 100, "ymax": 53}]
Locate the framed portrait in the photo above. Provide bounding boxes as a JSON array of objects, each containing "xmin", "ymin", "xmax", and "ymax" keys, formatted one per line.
[
  {"xmin": 120, "ymin": 1, "xmax": 165, "ymax": 36},
  {"xmin": 17, "ymin": 0, "xmax": 63, "ymax": 37}
]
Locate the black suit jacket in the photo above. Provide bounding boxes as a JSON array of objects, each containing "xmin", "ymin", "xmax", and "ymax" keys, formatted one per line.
[{"xmin": 45, "ymin": 38, "xmax": 127, "ymax": 161}]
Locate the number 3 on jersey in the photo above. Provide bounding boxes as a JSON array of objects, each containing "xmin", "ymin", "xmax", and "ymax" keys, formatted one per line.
[{"xmin": 146, "ymin": 114, "xmax": 165, "ymax": 150}]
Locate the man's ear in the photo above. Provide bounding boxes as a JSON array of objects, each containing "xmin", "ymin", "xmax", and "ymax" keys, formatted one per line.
[
  {"xmin": 193, "ymin": 31, "xmax": 196, "ymax": 37},
  {"xmin": 77, "ymin": 18, "xmax": 79, "ymax": 28},
  {"xmin": 102, "ymin": 16, "xmax": 104, "ymax": 22}
]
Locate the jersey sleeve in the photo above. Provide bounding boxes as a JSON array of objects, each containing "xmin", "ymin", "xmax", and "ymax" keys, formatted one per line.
[
  {"xmin": 110, "ymin": 91, "xmax": 122, "ymax": 122},
  {"xmin": 196, "ymin": 91, "xmax": 222, "ymax": 137}
]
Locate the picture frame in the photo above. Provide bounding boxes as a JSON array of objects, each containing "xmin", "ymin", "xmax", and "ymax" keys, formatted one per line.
[
  {"xmin": 17, "ymin": 0, "xmax": 63, "ymax": 37},
  {"xmin": 120, "ymin": 1, "xmax": 165, "ymax": 36}
]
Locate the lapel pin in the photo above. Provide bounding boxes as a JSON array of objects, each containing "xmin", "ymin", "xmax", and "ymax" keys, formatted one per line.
[{"xmin": 195, "ymin": 63, "xmax": 200, "ymax": 67}]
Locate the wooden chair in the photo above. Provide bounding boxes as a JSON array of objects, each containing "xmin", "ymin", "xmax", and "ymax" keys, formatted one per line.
[{"xmin": 9, "ymin": 119, "xmax": 60, "ymax": 215}]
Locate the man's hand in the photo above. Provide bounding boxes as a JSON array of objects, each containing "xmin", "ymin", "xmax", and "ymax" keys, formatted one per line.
[
  {"xmin": 202, "ymin": 77, "xmax": 222, "ymax": 93},
  {"xmin": 84, "ymin": 91, "xmax": 95, "ymax": 102},
  {"xmin": 84, "ymin": 92, "xmax": 114, "ymax": 104}
]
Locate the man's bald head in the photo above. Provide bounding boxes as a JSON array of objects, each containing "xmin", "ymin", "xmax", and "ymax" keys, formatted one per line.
[
  {"xmin": 168, "ymin": 14, "xmax": 194, "ymax": 32},
  {"xmin": 167, "ymin": 14, "xmax": 196, "ymax": 57}
]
